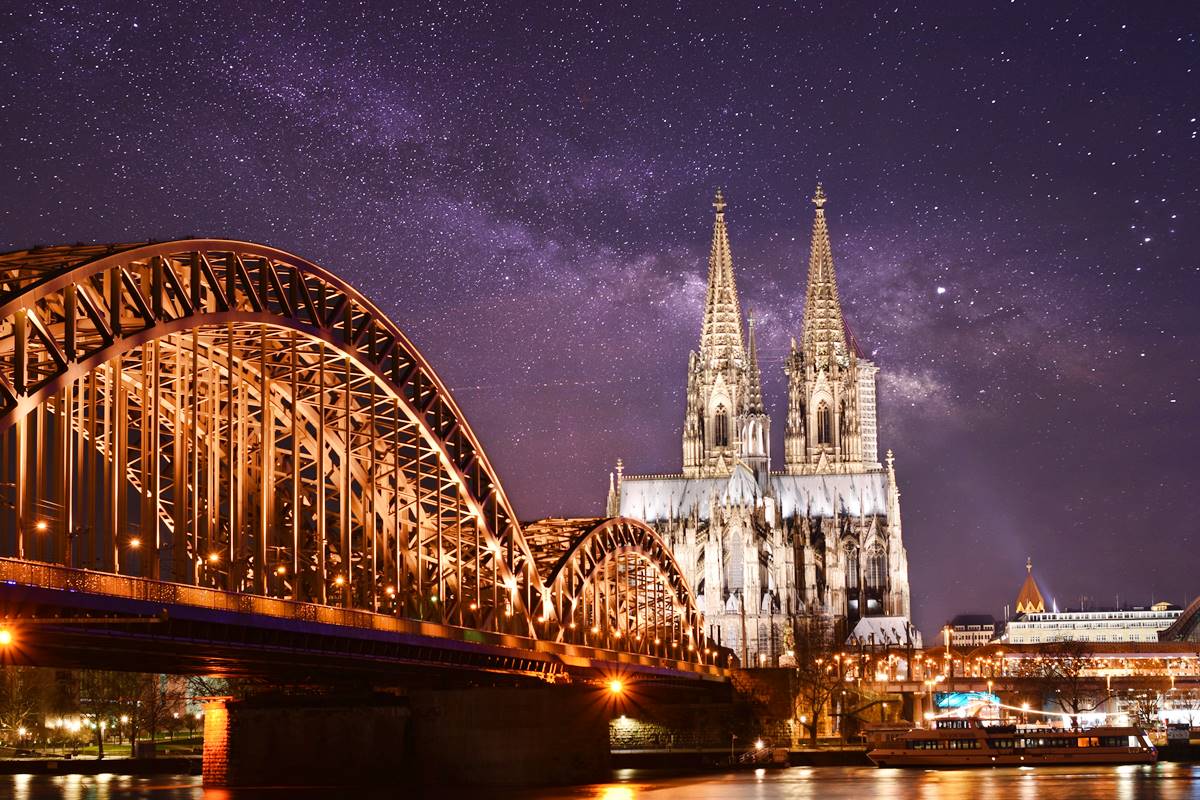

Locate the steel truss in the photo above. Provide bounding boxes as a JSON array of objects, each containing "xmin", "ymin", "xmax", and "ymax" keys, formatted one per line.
[
  {"xmin": 526, "ymin": 517, "xmax": 704, "ymax": 660},
  {"xmin": 0, "ymin": 241, "xmax": 708, "ymax": 663}
]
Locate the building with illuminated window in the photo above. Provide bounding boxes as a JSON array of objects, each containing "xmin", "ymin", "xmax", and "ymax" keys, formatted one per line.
[
  {"xmin": 948, "ymin": 614, "xmax": 997, "ymax": 648},
  {"xmin": 1001, "ymin": 560, "xmax": 1181, "ymax": 644},
  {"xmin": 605, "ymin": 187, "xmax": 914, "ymax": 665},
  {"xmin": 1005, "ymin": 604, "xmax": 1182, "ymax": 644}
]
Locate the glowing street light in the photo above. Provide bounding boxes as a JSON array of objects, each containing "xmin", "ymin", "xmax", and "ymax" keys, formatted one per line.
[
  {"xmin": 207, "ymin": 552, "xmax": 221, "ymax": 564},
  {"xmin": 608, "ymin": 679, "xmax": 624, "ymax": 695},
  {"xmin": 333, "ymin": 575, "xmax": 346, "ymax": 587},
  {"xmin": 275, "ymin": 565, "xmax": 287, "ymax": 576},
  {"xmin": 34, "ymin": 520, "xmax": 48, "ymax": 532},
  {"xmin": 0, "ymin": 628, "xmax": 12, "ymax": 647},
  {"xmin": 128, "ymin": 537, "xmax": 142, "ymax": 549}
]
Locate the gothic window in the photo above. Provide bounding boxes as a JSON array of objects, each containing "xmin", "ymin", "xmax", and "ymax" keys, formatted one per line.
[
  {"xmin": 840, "ymin": 399, "xmax": 849, "ymax": 442},
  {"xmin": 697, "ymin": 411, "xmax": 705, "ymax": 447},
  {"xmin": 816, "ymin": 402, "xmax": 831, "ymax": 445},
  {"xmin": 714, "ymin": 404, "xmax": 729, "ymax": 447},
  {"xmin": 866, "ymin": 544, "xmax": 887, "ymax": 590},
  {"xmin": 844, "ymin": 544, "xmax": 859, "ymax": 590}
]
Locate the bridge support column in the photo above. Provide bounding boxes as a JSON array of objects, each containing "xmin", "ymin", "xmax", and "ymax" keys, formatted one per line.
[{"xmin": 202, "ymin": 686, "xmax": 609, "ymax": 788}]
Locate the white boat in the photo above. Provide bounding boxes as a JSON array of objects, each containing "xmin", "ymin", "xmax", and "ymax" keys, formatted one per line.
[{"xmin": 867, "ymin": 718, "xmax": 1156, "ymax": 768}]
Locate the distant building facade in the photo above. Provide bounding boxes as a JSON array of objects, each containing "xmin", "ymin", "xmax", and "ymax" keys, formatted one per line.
[
  {"xmin": 948, "ymin": 614, "xmax": 997, "ymax": 648},
  {"xmin": 1005, "ymin": 605, "xmax": 1182, "ymax": 644},
  {"xmin": 606, "ymin": 187, "xmax": 914, "ymax": 665},
  {"xmin": 1003, "ymin": 559, "xmax": 1181, "ymax": 644}
]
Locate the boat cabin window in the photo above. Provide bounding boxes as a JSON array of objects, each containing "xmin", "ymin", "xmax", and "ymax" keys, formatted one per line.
[{"xmin": 935, "ymin": 720, "xmax": 975, "ymax": 729}]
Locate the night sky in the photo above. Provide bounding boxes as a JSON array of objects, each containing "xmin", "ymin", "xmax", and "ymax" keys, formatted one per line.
[{"xmin": 2, "ymin": 2, "xmax": 1197, "ymax": 639}]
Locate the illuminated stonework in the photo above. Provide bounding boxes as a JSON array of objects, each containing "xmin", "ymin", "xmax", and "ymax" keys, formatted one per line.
[{"xmin": 608, "ymin": 188, "xmax": 914, "ymax": 664}]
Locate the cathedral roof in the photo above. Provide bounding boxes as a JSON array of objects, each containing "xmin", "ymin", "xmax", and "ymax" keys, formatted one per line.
[
  {"xmin": 1015, "ymin": 558, "xmax": 1046, "ymax": 615},
  {"xmin": 723, "ymin": 463, "xmax": 761, "ymax": 505},
  {"xmin": 619, "ymin": 470, "xmax": 888, "ymax": 522}
]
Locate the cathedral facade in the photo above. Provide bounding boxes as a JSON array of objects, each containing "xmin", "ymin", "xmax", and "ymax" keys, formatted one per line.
[{"xmin": 606, "ymin": 186, "xmax": 915, "ymax": 665}]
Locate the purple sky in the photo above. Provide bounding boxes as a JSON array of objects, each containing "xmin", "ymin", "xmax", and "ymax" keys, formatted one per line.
[{"xmin": 2, "ymin": 2, "xmax": 1197, "ymax": 638}]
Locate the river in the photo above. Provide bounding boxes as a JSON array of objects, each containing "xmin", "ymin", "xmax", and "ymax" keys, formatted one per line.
[{"xmin": 5, "ymin": 764, "xmax": 1200, "ymax": 799}]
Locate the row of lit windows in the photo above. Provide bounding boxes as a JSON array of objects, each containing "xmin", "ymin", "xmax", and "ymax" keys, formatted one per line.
[
  {"xmin": 909, "ymin": 739, "xmax": 980, "ymax": 750},
  {"xmin": 910, "ymin": 737, "xmax": 1135, "ymax": 751},
  {"xmin": 992, "ymin": 737, "xmax": 1134, "ymax": 749}
]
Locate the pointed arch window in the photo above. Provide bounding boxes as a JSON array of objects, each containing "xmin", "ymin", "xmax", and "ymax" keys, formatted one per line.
[
  {"xmin": 714, "ymin": 404, "xmax": 729, "ymax": 447},
  {"xmin": 866, "ymin": 544, "xmax": 887, "ymax": 590},
  {"xmin": 816, "ymin": 402, "xmax": 831, "ymax": 445},
  {"xmin": 844, "ymin": 544, "xmax": 859, "ymax": 590}
]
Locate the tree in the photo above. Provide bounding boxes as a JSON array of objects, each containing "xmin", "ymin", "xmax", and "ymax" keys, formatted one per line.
[
  {"xmin": 1016, "ymin": 640, "xmax": 1109, "ymax": 725},
  {"xmin": 790, "ymin": 615, "xmax": 853, "ymax": 746},
  {"xmin": 78, "ymin": 671, "xmax": 142, "ymax": 759},
  {"xmin": 0, "ymin": 666, "xmax": 56, "ymax": 748},
  {"xmin": 136, "ymin": 675, "xmax": 188, "ymax": 746}
]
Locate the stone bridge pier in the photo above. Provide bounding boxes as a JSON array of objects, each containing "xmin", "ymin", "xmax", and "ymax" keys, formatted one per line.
[{"xmin": 202, "ymin": 686, "xmax": 611, "ymax": 787}]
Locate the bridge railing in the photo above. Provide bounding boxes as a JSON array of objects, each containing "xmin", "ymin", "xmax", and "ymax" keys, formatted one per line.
[{"xmin": 0, "ymin": 557, "xmax": 727, "ymax": 679}]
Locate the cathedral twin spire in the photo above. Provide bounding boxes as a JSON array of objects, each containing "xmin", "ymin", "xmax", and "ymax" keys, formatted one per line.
[
  {"xmin": 800, "ymin": 184, "xmax": 850, "ymax": 367},
  {"xmin": 699, "ymin": 189, "xmax": 746, "ymax": 368},
  {"xmin": 684, "ymin": 184, "xmax": 879, "ymax": 478}
]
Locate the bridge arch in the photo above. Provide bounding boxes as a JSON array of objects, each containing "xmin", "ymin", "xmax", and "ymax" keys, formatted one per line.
[
  {"xmin": 0, "ymin": 241, "xmax": 543, "ymax": 635},
  {"xmin": 526, "ymin": 517, "xmax": 706, "ymax": 660}
]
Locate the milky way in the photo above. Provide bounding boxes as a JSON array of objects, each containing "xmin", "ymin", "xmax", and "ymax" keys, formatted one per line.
[{"xmin": 1, "ymin": 2, "xmax": 1197, "ymax": 636}]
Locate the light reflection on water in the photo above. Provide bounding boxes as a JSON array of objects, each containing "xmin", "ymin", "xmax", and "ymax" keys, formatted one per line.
[{"xmin": 3, "ymin": 764, "xmax": 1200, "ymax": 799}]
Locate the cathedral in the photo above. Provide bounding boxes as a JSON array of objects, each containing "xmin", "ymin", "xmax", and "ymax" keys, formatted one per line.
[{"xmin": 606, "ymin": 186, "xmax": 915, "ymax": 665}]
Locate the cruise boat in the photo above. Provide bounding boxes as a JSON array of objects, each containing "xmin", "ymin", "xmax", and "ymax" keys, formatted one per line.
[{"xmin": 867, "ymin": 718, "xmax": 1156, "ymax": 768}]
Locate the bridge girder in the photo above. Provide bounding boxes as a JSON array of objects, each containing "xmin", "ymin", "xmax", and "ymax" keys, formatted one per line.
[{"xmin": 0, "ymin": 241, "xmax": 713, "ymax": 672}]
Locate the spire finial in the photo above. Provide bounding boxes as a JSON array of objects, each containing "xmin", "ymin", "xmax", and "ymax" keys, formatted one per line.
[
  {"xmin": 1026, "ymin": 556, "xmax": 1033, "ymax": 574},
  {"xmin": 812, "ymin": 183, "xmax": 827, "ymax": 210},
  {"xmin": 713, "ymin": 187, "xmax": 726, "ymax": 215}
]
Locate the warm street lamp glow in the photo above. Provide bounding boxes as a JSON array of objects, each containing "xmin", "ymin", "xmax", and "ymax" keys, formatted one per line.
[
  {"xmin": 0, "ymin": 629, "xmax": 12, "ymax": 646},
  {"xmin": 275, "ymin": 565, "xmax": 287, "ymax": 576},
  {"xmin": 207, "ymin": 552, "xmax": 220, "ymax": 563},
  {"xmin": 128, "ymin": 537, "xmax": 141, "ymax": 549},
  {"xmin": 754, "ymin": 739, "xmax": 764, "ymax": 750},
  {"xmin": 34, "ymin": 520, "xmax": 48, "ymax": 532},
  {"xmin": 608, "ymin": 679, "xmax": 624, "ymax": 695},
  {"xmin": 334, "ymin": 575, "xmax": 346, "ymax": 587}
]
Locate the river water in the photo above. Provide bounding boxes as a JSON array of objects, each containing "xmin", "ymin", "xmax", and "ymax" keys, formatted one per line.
[{"xmin": 6, "ymin": 764, "xmax": 1200, "ymax": 799}]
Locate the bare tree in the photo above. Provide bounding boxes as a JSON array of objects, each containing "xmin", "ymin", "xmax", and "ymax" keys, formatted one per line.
[
  {"xmin": 78, "ymin": 671, "xmax": 142, "ymax": 759},
  {"xmin": 1016, "ymin": 640, "xmax": 1108, "ymax": 725},
  {"xmin": 136, "ymin": 675, "xmax": 188, "ymax": 747},
  {"xmin": 0, "ymin": 666, "xmax": 55, "ymax": 747},
  {"xmin": 791, "ymin": 615, "xmax": 852, "ymax": 746}
]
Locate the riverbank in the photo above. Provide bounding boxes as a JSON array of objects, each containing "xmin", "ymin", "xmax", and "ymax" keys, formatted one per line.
[
  {"xmin": 0, "ymin": 756, "xmax": 201, "ymax": 775},
  {"xmin": 611, "ymin": 747, "xmax": 871, "ymax": 770}
]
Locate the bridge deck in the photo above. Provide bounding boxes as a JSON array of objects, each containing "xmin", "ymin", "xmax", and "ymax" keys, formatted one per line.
[{"xmin": 0, "ymin": 558, "xmax": 727, "ymax": 684}]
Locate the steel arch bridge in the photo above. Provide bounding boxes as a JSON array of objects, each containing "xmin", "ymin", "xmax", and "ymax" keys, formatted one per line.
[{"xmin": 0, "ymin": 240, "xmax": 719, "ymax": 680}]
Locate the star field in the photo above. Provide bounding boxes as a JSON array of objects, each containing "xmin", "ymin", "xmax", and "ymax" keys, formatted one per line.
[{"xmin": 1, "ymin": 2, "xmax": 1197, "ymax": 637}]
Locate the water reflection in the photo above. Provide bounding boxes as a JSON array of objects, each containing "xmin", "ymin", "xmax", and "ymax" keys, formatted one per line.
[{"xmin": 1, "ymin": 765, "xmax": 1197, "ymax": 799}]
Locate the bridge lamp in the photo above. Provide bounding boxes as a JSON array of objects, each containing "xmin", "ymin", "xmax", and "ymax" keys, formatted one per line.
[
  {"xmin": 128, "ymin": 537, "xmax": 142, "ymax": 549},
  {"xmin": 608, "ymin": 679, "xmax": 624, "ymax": 695},
  {"xmin": 467, "ymin": 601, "xmax": 476, "ymax": 610},
  {"xmin": 34, "ymin": 520, "xmax": 48, "ymax": 532},
  {"xmin": 387, "ymin": 586, "xmax": 398, "ymax": 598},
  {"xmin": 207, "ymin": 552, "xmax": 221, "ymax": 564},
  {"xmin": 0, "ymin": 628, "xmax": 12, "ymax": 646},
  {"xmin": 275, "ymin": 565, "xmax": 287, "ymax": 576},
  {"xmin": 754, "ymin": 739, "xmax": 764, "ymax": 750},
  {"xmin": 333, "ymin": 575, "xmax": 346, "ymax": 587}
]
